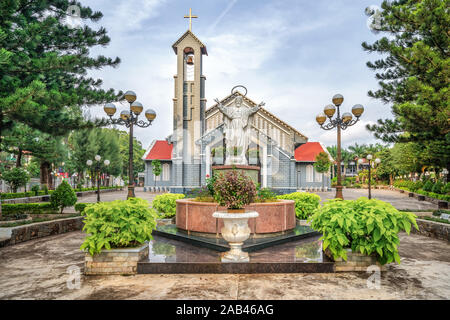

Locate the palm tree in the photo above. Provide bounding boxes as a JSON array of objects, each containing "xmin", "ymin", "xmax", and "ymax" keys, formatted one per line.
[{"xmin": 348, "ymin": 143, "xmax": 367, "ymax": 159}]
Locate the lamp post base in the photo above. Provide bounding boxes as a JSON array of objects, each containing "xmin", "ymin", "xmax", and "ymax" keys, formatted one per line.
[
  {"xmin": 335, "ymin": 185, "xmax": 344, "ymax": 200},
  {"xmin": 127, "ymin": 185, "xmax": 135, "ymax": 199}
]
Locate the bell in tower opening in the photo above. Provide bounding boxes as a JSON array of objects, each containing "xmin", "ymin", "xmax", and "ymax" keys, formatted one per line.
[{"xmin": 184, "ymin": 47, "xmax": 195, "ymax": 81}]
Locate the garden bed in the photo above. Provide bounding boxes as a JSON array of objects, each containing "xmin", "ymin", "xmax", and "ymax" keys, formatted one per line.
[
  {"xmin": 0, "ymin": 187, "xmax": 123, "ymax": 204},
  {"xmin": 0, "ymin": 216, "xmax": 84, "ymax": 247}
]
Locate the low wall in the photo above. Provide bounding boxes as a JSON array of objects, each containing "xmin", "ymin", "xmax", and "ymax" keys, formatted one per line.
[
  {"xmin": 411, "ymin": 219, "xmax": 449, "ymax": 242},
  {"xmin": 85, "ymin": 243, "xmax": 149, "ymax": 275},
  {"xmin": 0, "ymin": 217, "xmax": 84, "ymax": 247},
  {"xmin": 391, "ymin": 188, "xmax": 448, "ymax": 208},
  {"xmin": 176, "ymin": 199, "xmax": 296, "ymax": 234}
]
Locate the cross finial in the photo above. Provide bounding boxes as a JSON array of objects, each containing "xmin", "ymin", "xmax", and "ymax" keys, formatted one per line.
[{"xmin": 184, "ymin": 8, "xmax": 198, "ymax": 31}]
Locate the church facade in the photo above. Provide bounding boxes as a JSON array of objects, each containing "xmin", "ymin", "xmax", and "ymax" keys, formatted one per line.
[{"xmin": 142, "ymin": 29, "xmax": 332, "ymax": 194}]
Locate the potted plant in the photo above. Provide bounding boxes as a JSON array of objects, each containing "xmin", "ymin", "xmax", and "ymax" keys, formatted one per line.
[
  {"xmin": 309, "ymin": 197, "xmax": 418, "ymax": 271},
  {"xmin": 213, "ymin": 170, "xmax": 256, "ymax": 213},
  {"xmin": 81, "ymin": 197, "xmax": 158, "ymax": 275}
]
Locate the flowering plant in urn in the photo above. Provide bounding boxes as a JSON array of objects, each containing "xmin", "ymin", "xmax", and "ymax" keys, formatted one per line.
[{"xmin": 213, "ymin": 170, "xmax": 256, "ymax": 212}]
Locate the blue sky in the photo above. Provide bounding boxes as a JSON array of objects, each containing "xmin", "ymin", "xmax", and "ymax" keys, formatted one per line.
[{"xmin": 81, "ymin": 0, "xmax": 388, "ymax": 150}]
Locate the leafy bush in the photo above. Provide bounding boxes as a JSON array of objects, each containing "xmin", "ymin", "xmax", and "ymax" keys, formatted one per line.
[
  {"xmin": 31, "ymin": 185, "xmax": 40, "ymax": 196},
  {"xmin": 1, "ymin": 203, "xmax": 56, "ymax": 215},
  {"xmin": 50, "ymin": 181, "xmax": 77, "ymax": 213},
  {"xmin": 74, "ymin": 203, "xmax": 92, "ymax": 215},
  {"xmin": 81, "ymin": 198, "xmax": 158, "ymax": 255},
  {"xmin": 205, "ymin": 174, "xmax": 216, "ymax": 197},
  {"xmin": 310, "ymin": 198, "xmax": 418, "ymax": 265},
  {"xmin": 1, "ymin": 167, "xmax": 30, "ymax": 192},
  {"xmin": 444, "ymin": 182, "xmax": 450, "ymax": 195},
  {"xmin": 256, "ymin": 187, "xmax": 278, "ymax": 202},
  {"xmin": 213, "ymin": 171, "xmax": 256, "ymax": 209},
  {"xmin": 423, "ymin": 180, "xmax": 434, "ymax": 192},
  {"xmin": 41, "ymin": 184, "xmax": 49, "ymax": 195},
  {"xmin": 277, "ymin": 192, "xmax": 321, "ymax": 220},
  {"xmin": 152, "ymin": 193, "xmax": 185, "ymax": 218},
  {"xmin": 432, "ymin": 180, "xmax": 444, "ymax": 194}
]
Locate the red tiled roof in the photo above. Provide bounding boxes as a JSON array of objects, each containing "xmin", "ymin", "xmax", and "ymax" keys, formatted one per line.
[
  {"xmin": 294, "ymin": 142, "xmax": 326, "ymax": 162},
  {"xmin": 145, "ymin": 140, "xmax": 173, "ymax": 160}
]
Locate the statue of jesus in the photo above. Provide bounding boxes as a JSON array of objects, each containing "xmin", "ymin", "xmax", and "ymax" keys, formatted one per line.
[{"xmin": 214, "ymin": 95, "xmax": 265, "ymax": 165}]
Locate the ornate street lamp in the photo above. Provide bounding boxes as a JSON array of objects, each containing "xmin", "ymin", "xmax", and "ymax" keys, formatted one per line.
[
  {"xmin": 359, "ymin": 155, "xmax": 380, "ymax": 199},
  {"xmin": 104, "ymin": 91, "xmax": 156, "ymax": 198},
  {"xmin": 316, "ymin": 94, "xmax": 364, "ymax": 199},
  {"xmin": 87, "ymin": 155, "xmax": 110, "ymax": 202}
]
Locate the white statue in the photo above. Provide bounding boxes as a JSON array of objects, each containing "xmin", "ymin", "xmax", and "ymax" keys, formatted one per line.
[{"xmin": 214, "ymin": 95, "xmax": 265, "ymax": 165}]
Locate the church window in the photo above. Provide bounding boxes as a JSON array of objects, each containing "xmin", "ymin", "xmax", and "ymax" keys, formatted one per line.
[
  {"xmin": 184, "ymin": 47, "xmax": 195, "ymax": 81},
  {"xmin": 315, "ymin": 169, "xmax": 322, "ymax": 182},
  {"xmin": 306, "ymin": 165, "xmax": 314, "ymax": 183},
  {"xmin": 162, "ymin": 163, "xmax": 170, "ymax": 181}
]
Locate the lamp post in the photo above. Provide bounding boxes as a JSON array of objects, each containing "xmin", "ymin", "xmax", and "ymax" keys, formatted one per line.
[
  {"xmin": 104, "ymin": 91, "xmax": 156, "ymax": 199},
  {"xmin": 359, "ymin": 155, "xmax": 380, "ymax": 199},
  {"xmin": 87, "ymin": 155, "xmax": 110, "ymax": 202},
  {"xmin": 316, "ymin": 94, "xmax": 364, "ymax": 199}
]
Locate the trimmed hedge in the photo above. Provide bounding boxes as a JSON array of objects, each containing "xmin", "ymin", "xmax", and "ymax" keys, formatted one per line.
[
  {"xmin": 277, "ymin": 192, "xmax": 321, "ymax": 220},
  {"xmin": 1, "ymin": 203, "xmax": 57, "ymax": 215},
  {"xmin": 74, "ymin": 203, "xmax": 93, "ymax": 214},
  {"xmin": 1, "ymin": 186, "xmax": 122, "ymax": 200}
]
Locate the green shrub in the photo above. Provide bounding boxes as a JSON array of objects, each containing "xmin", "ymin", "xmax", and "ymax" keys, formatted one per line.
[
  {"xmin": 1, "ymin": 203, "xmax": 56, "ymax": 215},
  {"xmin": 256, "ymin": 187, "xmax": 278, "ymax": 202},
  {"xmin": 0, "ymin": 191, "xmax": 35, "ymax": 200},
  {"xmin": 432, "ymin": 180, "xmax": 444, "ymax": 194},
  {"xmin": 74, "ymin": 203, "xmax": 92, "ymax": 215},
  {"xmin": 423, "ymin": 180, "xmax": 434, "ymax": 192},
  {"xmin": 80, "ymin": 198, "xmax": 158, "ymax": 255},
  {"xmin": 410, "ymin": 181, "xmax": 423, "ymax": 192},
  {"xmin": 277, "ymin": 192, "xmax": 321, "ymax": 220},
  {"xmin": 31, "ymin": 185, "xmax": 40, "ymax": 196},
  {"xmin": 152, "ymin": 193, "xmax": 185, "ymax": 218},
  {"xmin": 50, "ymin": 181, "xmax": 77, "ymax": 213},
  {"xmin": 310, "ymin": 198, "xmax": 418, "ymax": 265},
  {"xmin": 41, "ymin": 184, "xmax": 49, "ymax": 195},
  {"xmin": 443, "ymin": 182, "xmax": 450, "ymax": 194},
  {"xmin": 213, "ymin": 171, "xmax": 257, "ymax": 209}
]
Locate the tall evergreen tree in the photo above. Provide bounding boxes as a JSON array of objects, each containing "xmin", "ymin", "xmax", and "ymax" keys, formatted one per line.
[
  {"xmin": 0, "ymin": 0, "xmax": 122, "ymax": 147},
  {"xmin": 362, "ymin": 0, "xmax": 449, "ymax": 173}
]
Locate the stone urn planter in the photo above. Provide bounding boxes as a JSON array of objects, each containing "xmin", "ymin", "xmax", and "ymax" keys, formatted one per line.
[{"xmin": 212, "ymin": 211, "xmax": 259, "ymax": 262}]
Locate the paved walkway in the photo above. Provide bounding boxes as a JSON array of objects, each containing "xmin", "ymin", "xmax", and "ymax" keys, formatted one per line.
[
  {"xmin": 315, "ymin": 188, "xmax": 438, "ymax": 211},
  {"xmin": 77, "ymin": 188, "xmax": 438, "ymax": 212},
  {"xmin": 0, "ymin": 231, "xmax": 448, "ymax": 299}
]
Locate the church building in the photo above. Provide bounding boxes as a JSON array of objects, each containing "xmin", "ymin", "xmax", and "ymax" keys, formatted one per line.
[{"xmin": 142, "ymin": 18, "xmax": 332, "ymax": 194}]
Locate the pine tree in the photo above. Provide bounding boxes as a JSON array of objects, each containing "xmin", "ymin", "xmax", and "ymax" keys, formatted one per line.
[
  {"xmin": 0, "ymin": 1, "xmax": 122, "ymax": 136},
  {"xmin": 362, "ymin": 0, "xmax": 450, "ymax": 174}
]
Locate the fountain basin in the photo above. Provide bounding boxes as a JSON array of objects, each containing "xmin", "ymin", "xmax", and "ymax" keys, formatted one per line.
[{"xmin": 176, "ymin": 199, "xmax": 296, "ymax": 234}]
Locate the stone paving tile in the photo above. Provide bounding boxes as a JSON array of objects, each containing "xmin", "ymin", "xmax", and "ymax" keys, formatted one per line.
[{"xmin": 0, "ymin": 230, "xmax": 449, "ymax": 300}]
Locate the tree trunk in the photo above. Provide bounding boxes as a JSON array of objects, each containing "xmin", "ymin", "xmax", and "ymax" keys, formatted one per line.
[
  {"xmin": 16, "ymin": 148, "xmax": 22, "ymax": 167},
  {"xmin": 40, "ymin": 161, "xmax": 50, "ymax": 185}
]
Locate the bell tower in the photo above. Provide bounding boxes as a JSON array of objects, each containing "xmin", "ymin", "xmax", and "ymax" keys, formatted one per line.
[{"xmin": 171, "ymin": 11, "xmax": 207, "ymax": 191}]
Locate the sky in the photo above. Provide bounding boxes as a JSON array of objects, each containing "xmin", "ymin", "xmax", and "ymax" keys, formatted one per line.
[{"xmin": 80, "ymin": 0, "xmax": 389, "ymax": 150}]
